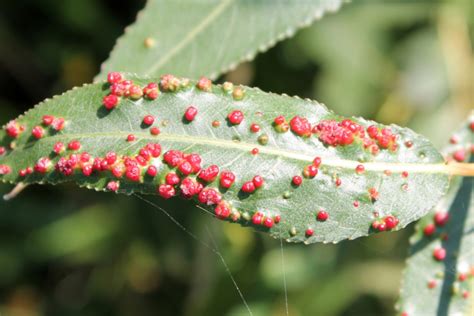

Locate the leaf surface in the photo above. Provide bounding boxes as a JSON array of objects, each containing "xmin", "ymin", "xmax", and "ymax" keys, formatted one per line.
[
  {"xmin": 96, "ymin": 0, "xmax": 343, "ymax": 81},
  {"xmin": 0, "ymin": 74, "xmax": 450, "ymax": 243},
  {"xmin": 397, "ymin": 117, "xmax": 474, "ymax": 316}
]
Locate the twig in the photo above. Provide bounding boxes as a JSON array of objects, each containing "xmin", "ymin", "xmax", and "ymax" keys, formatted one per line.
[{"xmin": 3, "ymin": 182, "xmax": 28, "ymax": 200}]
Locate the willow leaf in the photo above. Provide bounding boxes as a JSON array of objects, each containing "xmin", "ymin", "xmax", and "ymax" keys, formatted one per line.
[
  {"xmin": 397, "ymin": 117, "xmax": 474, "ymax": 316},
  {"xmin": 96, "ymin": 0, "xmax": 343, "ymax": 81},
  {"xmin": 0, "ymin": 74, "xmax": 452, "ymax": 244}
]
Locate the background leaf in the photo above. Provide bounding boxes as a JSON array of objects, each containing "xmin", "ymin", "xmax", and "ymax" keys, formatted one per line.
[
  {"xmin": 96, "ymin": 0, "xmax": 343, "ymax": 81},
  {"xmin": 0, "ymin": 74, "xmax": 449, "ymax": 244},
  {"xmin": 397, "ymin": 116, "xmax": 474, "ymax": 316}
]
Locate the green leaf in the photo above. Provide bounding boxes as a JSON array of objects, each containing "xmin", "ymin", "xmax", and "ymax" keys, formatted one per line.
[
  {"xmin": 96, "ymin": 0, "xmax": 343, "ymax": 81},
  {"xmin": 0, "ymin": 74, "xmax": 450, "ymax": 243},
  {"xmin": 397, "ymin": 117, "xmax": 474, "ymax": 316}
]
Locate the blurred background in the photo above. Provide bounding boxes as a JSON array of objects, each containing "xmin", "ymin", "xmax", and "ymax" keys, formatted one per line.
[{"xmin": 0, "ymin": 0, "xmax": 472, "ymax": 315}]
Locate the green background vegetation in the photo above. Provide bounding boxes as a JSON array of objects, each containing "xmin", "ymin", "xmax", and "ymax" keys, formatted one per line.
[{"xmin": 0, "ymin": 1, "xmax": 472, "ymax": 315}]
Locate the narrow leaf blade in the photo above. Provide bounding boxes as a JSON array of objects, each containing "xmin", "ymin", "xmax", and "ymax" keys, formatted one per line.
[
  {"xmin": 96, "ymin": 0, "xmax": 343, "ymax": 80},
  {"xmin": 0, "ymin": 74, "xmax": 449, "ymax": 243},
  {"xmin": 397, "ymin": 117, "xmax": 474, "ymax": 315}
]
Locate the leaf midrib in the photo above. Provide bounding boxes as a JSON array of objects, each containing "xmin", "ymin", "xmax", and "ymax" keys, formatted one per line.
[
  {"xmin": 10, "ymin": 131, "xmax": 450, "ymax": 174},
  {"xmin": 146, "ymin": 0, "xmax": 235, "ymax": 75}
]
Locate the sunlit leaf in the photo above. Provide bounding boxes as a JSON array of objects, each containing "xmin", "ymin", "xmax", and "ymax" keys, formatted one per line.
[{"xmin": 0, "ymin": 74, "xmax": 452, "ymax": 243}]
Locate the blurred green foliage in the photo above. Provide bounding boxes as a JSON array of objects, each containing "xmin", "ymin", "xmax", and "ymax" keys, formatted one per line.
[{"xmin": 0, "ymin": 1, "xmax": 472, "ymax": 315}]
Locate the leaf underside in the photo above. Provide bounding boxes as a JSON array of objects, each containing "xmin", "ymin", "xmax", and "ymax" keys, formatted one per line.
[
  {"xmin": 0, "ymin": 74, "xmax": 449, "ymax": 244},
  {"xmin": 95, "ymin": 0, "xmax": 343, "ymax": 81},
  {"xmin": 397, "ymin": 119, "xmax": 474, "ymax": 316}
]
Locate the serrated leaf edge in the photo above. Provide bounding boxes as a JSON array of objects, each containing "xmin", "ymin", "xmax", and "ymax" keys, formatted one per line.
[{"xmin": 95, "ymin": 0, "xmax": 344, "ymax": 81}]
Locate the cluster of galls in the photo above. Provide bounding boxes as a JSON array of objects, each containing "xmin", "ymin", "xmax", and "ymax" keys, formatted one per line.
[
  {"xmin": 0, "ymin": 72, "xmax": 425, "ymax": 242},
  {"xmin": 28, "ymin": 140, "xmax": 162, "ymax": 193},
  {"xmin": 418, "ymin": 210, "xmax": 472, "ymax": 299},
  {"xmin": 371, "ymin": 215, "xmax": 399, "ymax": 232},
  {"xmin": 273, "ymin": 115, "xmax": 399, "ymax": 155},
  {"xmin": 317, "ymin": 120, "xmax": 397, "ymax": 153},
  {"xmin": 273, "ymin": 115, "xmax": 311, "ymax": 137},
  {"xmin": 422, "ymin": 210, "xmax": 449, "ymax": 238},
  {"xmin": 102, "ymin": 73, "xmax": 245, "ymax": 111},
  {"xmin": 2, "ymin": 69, "xmax": 264, "ymax": 230},
  {"xmin": 448, "ymin": 268, "xmax": 474, "ymax": 299},
  {"xmin": 159, "ymin": 148, "xmax": 269, "ymax": 223},
  {"xmin": 316, "ymin": 119, "xmax": 363, "ymax": 146},
  {"xmin": 252, "ymin": 212, "xmax": 281, "ymax": 229},
  {"xmin": 1, "ymin": 115, "xmax": 67, "ymax": 176},
  {"xmin": 430, "ymin": 128, "xmax": 473, "ymax": 301},
  {"xmin": 5, "ymin": 115, "xmax": 65, "ymax": 141},
  {"xmin": 297, "ymin": 210, "xmax": 330, "ymax": 238},
  {"xmin": 289, "ymin": 157, "xmax": 322, "ymax": 190},
  {"xmin": 241, "ymin": 175, "xmax": 264, "ymax": 193},
  {"xmin": 420, "ymin": 210, "xmax": 450, "ymax": 262},
  {"xmin": 303, "ymin": 210, "xmax": 330, "ymax": 237},
  {"xmin": 99, "ymin": 73, "xmax": 250, "ymax": 140},
  {"xmin": 365, "ymin": 125, "xmax": 398, "ymax": 151},
  {"xmin": 159, "ymin": 150, "xmax": 205, "ymax": 199},
  {"xmin": 423, "ymin": 211, "xmax": 474, "ymax": 298},
  {"xmin": 104, "ymin": 75, "xmax": 163, "ymax": 134},
  {"xmin": 102, "ymin": 72, "xmax": 160, "ymax": 110},
  {"xmin": 448, "ymin": 121, "xmax": 473, "ymax": 162}
]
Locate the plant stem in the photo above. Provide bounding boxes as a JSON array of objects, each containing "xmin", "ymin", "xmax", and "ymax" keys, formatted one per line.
[
  {"xmin": 3, "ymin": 182, "xmax": 28, "ymax": 201},
  {"xmin": 446, "ymin": 162, "xmax": 474, "ymax": 177}
]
